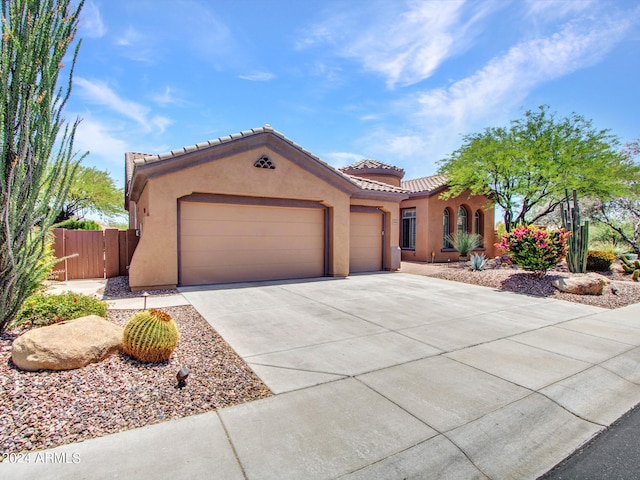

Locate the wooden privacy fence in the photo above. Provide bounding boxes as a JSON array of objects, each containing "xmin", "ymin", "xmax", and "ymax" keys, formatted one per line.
[{"xmin": 51, "ymin": 228, "xmax": 139, "ymax": 281}]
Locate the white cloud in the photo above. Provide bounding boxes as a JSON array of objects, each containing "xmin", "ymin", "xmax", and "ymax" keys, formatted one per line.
[
  {"xmin": 298, "ymin": 0, "xmax": 500, "ymax": 88},
  {"xmin": 357, "ymin": 6, "xmax": 639, "ymax": 177},
  {"xmin": 355, "ymin": 127, "xmax": 433, "ymax": 172},
  {"xmin": 238, "ymin": 71, "xmax": 276, "ymax": 82},
  {"xmin": 151, "ymin": 87, "xmax": 178, "ymax": 106},
  {"xmin": 413, "ymin": 12, "xmax": 634, "ymax": 132},
  {"xmin": 174, "ymin": 1, "xmax": 238, "ymax": 65},
  {"xmin": 74, "ymin": 77, "xmax": 169, "ymax": 133},
  {"xmin": 80, "ymin": 1, "xmax": 106, "ymax": 38},
  {"xmin": 73, "ymin": 116, "xmax": 130, "ymax": 170},
  {"xmin": 151, "ymin": 115, "xmax": 172, "ymax": 134},
  {"xmin": 322, "ymin": 152, "xmax": 364, "ymax": 168},
  {"xmin": 115, "ymin": 26, "xmax": 143, "ymax": 47},
  {"xmin": 114, "ymin": 26, "xmax": 157, "ymax": 64},
  {"xmin": 525, "ymin": 0, "xmax": 595, "ymax": 19}
]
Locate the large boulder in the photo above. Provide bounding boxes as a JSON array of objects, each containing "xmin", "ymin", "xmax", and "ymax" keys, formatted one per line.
[
  {"xmin": 552, "ymin": 274, "xmax": 605, "ymax": 296},
  {"xmin": 11, "ymin": 315, "xmax": 123, "ymax": 371}
]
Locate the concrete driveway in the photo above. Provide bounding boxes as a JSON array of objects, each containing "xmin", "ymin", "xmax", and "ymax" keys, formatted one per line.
[
  {"xmin": 7, "ymin": 273, "xmax": 640, "ymax": 479},
  {"xmin": 178, "ymin": 273, "xmax": 640, "ymax": 479}
]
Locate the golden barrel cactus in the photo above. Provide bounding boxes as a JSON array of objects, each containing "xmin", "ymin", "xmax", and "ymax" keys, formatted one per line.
[{"xmin": 122, "ymin": 309, "xmax": 179, "ymax": 363}]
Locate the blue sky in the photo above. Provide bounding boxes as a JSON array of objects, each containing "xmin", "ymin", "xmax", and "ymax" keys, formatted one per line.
[{"xmin": 67, "ymin": 0, "xmax": 640, "ymax": 187}]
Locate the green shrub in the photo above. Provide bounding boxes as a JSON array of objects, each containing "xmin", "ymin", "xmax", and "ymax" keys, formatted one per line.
[
  {"xmin": 13, "ymin": 291, "xmax": 107, "ymax": 329},
  {"xmin": 446, "ymin": 231, "xmax": 483, "ymax": 257},
  {"xmin": 589, "ymin": 241, "xmax": 633, "ymax": 259},
  {"xmin": 56, "ymin": 219, "xmax": 102, "ymax": 230},
  {"xmin": 495, "ymin": 225, "xmax": 569, "ymax": 275},
  {"xmin": 586, "ymin": 250, "xmax": 616, "ymax": 272}
]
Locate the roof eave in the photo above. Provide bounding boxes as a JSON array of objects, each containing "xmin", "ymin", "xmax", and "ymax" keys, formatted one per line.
[
  {"xmin": 127, "ymin": 130, "xmax": 360, "ymax": 203},
  {"xmin": 406, "ymin": 184, "xmax": 449, "ymax": 199},
  {"xmin": 351, "ymin": 190, "xmax": 410, "ymax": 201}
]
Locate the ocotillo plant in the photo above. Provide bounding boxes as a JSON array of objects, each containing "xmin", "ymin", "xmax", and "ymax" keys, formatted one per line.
[
  {"xmin": 560, "ymin": 189, "xmax": 589, "ymax": 273},
  {"xmin": 0, "ymin": 0, "xmax": 86, "ymax": 333}
]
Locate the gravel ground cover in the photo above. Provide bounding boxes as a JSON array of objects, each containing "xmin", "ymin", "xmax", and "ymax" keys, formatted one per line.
[
  {"xmin": 400, "ymin": 260, "xmax": 640, "ymax": 309},
  {"xmin": 1, "ymin": 298, "xmax": 271, "ymax": 456},
  {"xmin": 103, "ymin": 275, "xmax": 178, "ymax": 298},
  {"xmin": 3, "ymin": 265, "xmax": 638, "ymax": 458}
]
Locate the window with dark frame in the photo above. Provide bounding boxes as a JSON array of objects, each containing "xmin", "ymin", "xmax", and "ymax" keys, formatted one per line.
[
  {"xmin": 401, "ymin": 208, "xmax": 416, "ymax": 249},
  {"xmin": 474, "ymin": 210, "xmax": 484, "ymax": 247},
  {"xmin": 457, "ymin": 206, "xmax": 468, "ymax": 233},
  {"xmin": 443, "ymin": 208, "xmax": 452, "ymax": 248}
]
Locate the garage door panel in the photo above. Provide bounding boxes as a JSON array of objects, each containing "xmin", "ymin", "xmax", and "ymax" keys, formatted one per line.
[
  {"xmin": 349, "ymin": 212, "xmax": 383, "ymax": 273},
  {"xmin": 181, "ymin": 234, "xmax": 324, "ymax": 252},
  {"xmin": 182, "ymin": 222, "xmax": 323, "ymax": 239},
  {"xmin": 180, "ymin": 202, "xmax": 325, "ymax": 285},
  {"xmin": 180, "ymin": 247, "xmax": 324, "ymax": 268},
  {"xmin": 181, "ymin": 203, "xmax": 319, "ymax": 223},
  {"xmin": 181, "ymin": 261, "xmax": 324, "ymax": 285}
]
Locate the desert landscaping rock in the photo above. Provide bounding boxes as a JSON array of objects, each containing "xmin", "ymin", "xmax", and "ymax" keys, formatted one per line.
[
  {"xmin": 400, "ymin": 261, "xmax": 640, "ymax": 309},
  {"xmin": 1, "ymin": 306, "xmax": 271, "ymax": 455},
  {"xmin": 11, "ymin": 315, "xmax": 123, "ymax": 371},
  {"xmin": 552, "ymin": 274, "xmax": 605, "ymax": 296}
]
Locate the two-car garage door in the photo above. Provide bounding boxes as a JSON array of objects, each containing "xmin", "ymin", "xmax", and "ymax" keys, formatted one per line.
[{"xmin": 179, "ymin": 201, "xmax": 325, "ymax": 286}]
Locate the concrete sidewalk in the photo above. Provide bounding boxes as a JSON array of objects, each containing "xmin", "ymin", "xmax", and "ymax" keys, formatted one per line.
[
  {"xmin": 43, "ymin": 278, "xmax": 190, "ymax": 310},
  {"xmin": 4, "ymin": 274, "xmax": 640, "ymax": 479}
]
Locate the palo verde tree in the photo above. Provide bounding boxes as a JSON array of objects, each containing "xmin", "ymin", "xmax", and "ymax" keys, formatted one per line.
[
  {"xmin": 586, "ymin": 137, "xmax": 640, "ymax": 254},
  {"xmin": 1, "ymin": 0, "xmax": 86, "ymax": 332},
  {"xmin": 55, "ymin": 165, "xmax": 126, "ymax": 224},
  {"xmin": 438, "ymin": 106, "xmax": 635, "ymax": 231}
]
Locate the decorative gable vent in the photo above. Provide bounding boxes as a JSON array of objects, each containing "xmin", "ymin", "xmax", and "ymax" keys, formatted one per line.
[{"xmin": 254, "ymin": 156, "xmax": 275, "ymax": 169}]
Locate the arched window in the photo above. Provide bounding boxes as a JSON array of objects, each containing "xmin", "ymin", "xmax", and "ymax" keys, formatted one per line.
[
  {"xmin": 443, "ymin": 208, "xmax": 452, "ymax": 248},
  {"xmin": 457, "ymin": 206, "xmax": 469, "ymax": 233},
  {"xmin": 474, "ymin": 210, "xmax": 484, "ymax": 247}
]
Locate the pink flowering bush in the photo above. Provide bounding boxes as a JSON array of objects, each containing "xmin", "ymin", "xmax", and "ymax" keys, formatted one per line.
[{"xmin": 495, "ymin": 225, "xmax": 570, "ymax": 275}]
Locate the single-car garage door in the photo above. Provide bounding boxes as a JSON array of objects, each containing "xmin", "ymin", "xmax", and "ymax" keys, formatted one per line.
[
  {"xmin": 349, "ymin": 211, "xmax": 383, "ymax": 273},
  {"xmin": 179, "ymin": 201, "xmax": 325, "ymax": 285}
]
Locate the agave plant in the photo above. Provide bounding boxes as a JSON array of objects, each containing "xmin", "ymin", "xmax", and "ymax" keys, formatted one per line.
[
  {"xmin": 470, "ymin": 253, "xmax": 487, "ymax": 271},
  {"xmin": 446, "ymin": 231, "xmax": 483, "ymax": 258}
]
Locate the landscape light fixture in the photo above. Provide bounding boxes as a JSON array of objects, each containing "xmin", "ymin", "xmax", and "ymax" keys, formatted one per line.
[
  {"xmin": 177, "ymin": 366, "xmax": 190, "ymax": 388},
  {"xmin": 142, "ymin": 291, "xmax": 149, "ymax": 310}
]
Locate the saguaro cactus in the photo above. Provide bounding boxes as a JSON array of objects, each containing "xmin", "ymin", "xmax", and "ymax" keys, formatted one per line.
[{"xmin": 561, "ymin": 189, "xmax": 589, "ymax": 273}]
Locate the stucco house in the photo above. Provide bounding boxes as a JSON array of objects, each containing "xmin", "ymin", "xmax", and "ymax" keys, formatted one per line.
[{"xmin": 125, "ymin": 125, "xmax": 494, "ymax": 290}]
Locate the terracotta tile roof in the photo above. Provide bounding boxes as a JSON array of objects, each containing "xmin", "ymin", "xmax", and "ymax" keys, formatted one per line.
[
  {"xmin": 401, "ymin": 175, "xmax": 448, "ymax": 193},
  {"xmin": 343, "ymin": 174, "xmax": 411, "ymax": 193},
  {"xmin": 125, "ymin": 152, "xmax": 150, "ymax": 183},
  {"xmin": 126, "ymin": 125, "xmax": 409, "ymax": 201},
  {"xmin": 341, "ymin": 159, "xmax": 405, "ymax": 173},
  {"xmin": 130, "ymin": 125, "xmax": 336, "ymax": 171}
]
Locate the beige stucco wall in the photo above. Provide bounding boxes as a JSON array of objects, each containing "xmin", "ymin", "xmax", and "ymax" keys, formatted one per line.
[
  {"xmin": 400, "ymin": 190, "xmax": 495, "ymax": 263},
  {"xmin": 129, "ymin": 146, "xmax": 355, "ymax": 289}
]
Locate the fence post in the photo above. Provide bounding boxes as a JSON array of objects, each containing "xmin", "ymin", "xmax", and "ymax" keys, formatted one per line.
[
  {"xmin": 51, "ymin": 228, "xmax": 67, "ymax": 281},
  {"xmin": 118, "ymin": 230, "xmax": 127, "ymax": 276},
  {"xmin": 104, "ymin": 229, "xmax": 120, "ymax": 278},
  {"xmin": 126, "ymin": 229, "xmax": 139, "ymax": 275}
]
